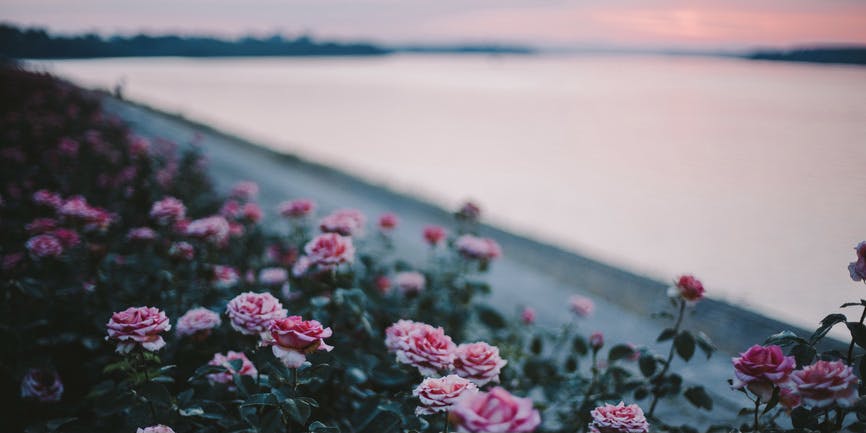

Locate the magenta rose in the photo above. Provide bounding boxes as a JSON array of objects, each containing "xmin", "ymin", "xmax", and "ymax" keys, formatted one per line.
[
  {"xmin": 450, "ymin": 387, "xmax": 540, "ymax": 433},
  {"xmin": 731, "ymin": 344, "xmax": 795, "ymax": 401},
  {"xmin": 304, "ymin": 233, "xmax": 355, "ymax": 267},
  {"xmin": 395, "ymin": 324, "xmax": 456, "ymax": 376},
  {"xmin": 319, "ymin": 209, "xmax": 366, "ymax": 236},
  {"xmin": 423, "ymin": 225, "xmax": 446, "ymax": 246},
  {"xmin": 176, "ymin": 307, "xmax": 221, "ymax": 338},
  {"xmin": 413, "ymin": 374, "xmax": 478, "ymax": 416},
  {"xmin": 378, "ymin": 213, "xmax": 399, "ymax": 230},
  {"xmin": 51, "ymin": 229, "xmax": 80, "ymax": 248},
  {"xmin": 668, "ymin": 274, "xmax": 706, "ymax": 303},
  {"xmin": 185, "ymin": 215, "xmax": 230, "ymax": 246},
  {"xmin": 791, "ymin": 360, "xmax": 859, "ymax": 408},
  {"xmin": 588, "ymin": 401, "xmax": 649, "ymax": 433},
  {"xmin": 453, "ymin": 342, "xmax": 508, "ymax": 386},
  {"xmin": 569, "ymin": 295, "xmax": 595, "ymax": 317},
  {"xmin": 26, "ymin": 218, "xmax": 57, "ymax": 234},
  {"xmin": 850, "ymin": 241, "xmax": 866, "ymax": 282},
  {"xmin": 20, "ymin": 368, "xmax": 63, "ymax": 402},
  {"xmin": 207, "ymin": 351, "xmax": 257, "ymax": 385},
  {"xmin": 780, "ymin": 387, "xmax": 802, "ymax": 412},
  {"xmin": 106, "ymin": 306, "xmax": 171, "ymax": 354},
  {"xmin": 394, "ymin": 271, "xmax": 426, "ymax": 295},
  {"xmin": 590, "ymin": 332, "xmax": 605, "ymax": 351},
  {"xmin": 278, "ymin": 198, "xmax": 316, "ymax": 218},
  {"xmin": 230, "ymin": 180, "xmax": 259, "ymax": 201},
  {"xmin": 455, "ymin": 235, "xmax": 501, "ymax": 261},
  {"xmin": 136, "ymin": 426, "xmax": 175, "ymax": 433},
  {"xmin": 522, "ymin": 307, "xmax": 536, "ymax": 325},
  {"xmin": 149, "ymin": 197, "xmax": 186, "ymax": 225},
  {"xmin": 226, "ymin": 292, "xmax": 287, "ymax": 335},
  {"xmin": 32, "ymin": 189, "xmax": 63, "ymax": 209},
  {"xmin": 385, "ymin": 320, "xmax": 432, "ymax": 354},
  {"xmin": 264, "ymin": 316, "xmax": 333, "ymax": 368},
  {"xmin": 26, "ymin": 234, "xmax": 63, "ymax": 259}
]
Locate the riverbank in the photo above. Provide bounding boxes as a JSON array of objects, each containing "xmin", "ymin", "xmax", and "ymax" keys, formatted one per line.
[{"xmin": 98, "ymin": 93, "xmax": 833, "ymax": 425}]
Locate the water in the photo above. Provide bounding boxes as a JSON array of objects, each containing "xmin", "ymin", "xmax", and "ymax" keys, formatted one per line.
[{"xmin": 29, "ymin": 55, "xmax": 866, "ymax": 330}]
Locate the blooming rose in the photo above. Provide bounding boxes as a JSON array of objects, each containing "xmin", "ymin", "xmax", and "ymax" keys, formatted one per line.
[
  {"xmin": 319, "ymin": 209, "xmax": 366, "ymax": 236},
  {"xmin": 259, "ymin": 267, "xmax": 288, "ymax": 285},
  {"xmin": 450, "ymin": 387, "xmax": 540, "ymax": 433},
  {"xmin": 26, "ymin": 218, "xmax": 57, "ymax": 234},
  {"xmin": 212, "ymin": 265, "xmax": 239, "ymax": 288},
  {"xmin": 379, "ymin": 213, "xmax": 399, "ymax": 230},
  {"xmin": 395, "ymin": 324, "xmax": 456, "ymax": 376},
  {"xmin": 176, "ymin": 307, "xmax": 221, "ymax": 338},
  {"xmin": 51, "ymin": 229, "xmax": 80, "ymax": 248},
  {"xmin": 569, "ymin": 295, "xmax": 595, "ymax": 317},
  {"xmin": 780, "ymin": 387, "xmax": 802, "ymax": 412},
  {"xmin": 231, "ymin": 181, "xmax": 259, "ymax": 201},
  {"xmin": 278, "ymin": 199, "xmax": 316, "ymax": 218},
  {"xmin": 169, "ymin": 241, "xmax": 195, "ymax": 260},
  {"xmin": 207, "ymin": 351, "xmax": 257, "ymax": 385},
  {"xmin": 128, "ymin": 135, "xmax": 150, "ymax": 157},
  {"xmin": 149, "ymin": 197, "xmax": 186, "ymax": 225},
  {"xmin": 521, "ymin": 307, "xmax": 536, "ymax": 325},
  {"xmin": 453, "ymin": 342, "xmax": 508, "ymax": 386},
  {"xmin": 304, "ymin": 233, "xmax": 355, "ymax": 267},
  {"xmin": 423, "ymin": 225, "xmax": 446, "ymax": 246},
  {"xmin": 385, "ymin": 320, "xmax": 432, "ymax": 353},
  {"xmin": 127, "ymin": 227, "xmax": 157, "ymax": 241},
  {"xmin": 33, "ymin": 189, "xmax": 63, "ymax": 209},
  {"xmin": 455, "ymin": 235, "xmax": 501, "ymax": 261},
  {"xmin": 668, "ymin": 274, "xmax": 706, "ymax": 303},
  {"xmin": 20, "ymin": 369, "xmax": 63, "ymax": 402},
  {"xmin": 590, "ymin": 332, "xmax": 604, "ymax": 351},
  {"xmin": 588, "ymin": 402, "xmax": 649, "ymax": 433},
  {"xmin": 226, "ymin": 292, "xmax": 287, "ymax": 335},
  {"xmin": 413, "ymin": 375, "xmax": 478, "ymax": 416},
  {"xmin": 186, "ymin": 215, "xmax": 230, "ymax": 246},
  {"xmin": 106, "ymin": 306, "xmax": 171, "ymax": 353},
  {"xmin": 136, "ymin": 426, "xmax": 175, "ymax": 433},
  {"xmin": 731, "ymin": 344, "xmax": 796, "ymax": 401},
  {"xmin": 850, "ymin": 241, "xmax": 866, "ymax": 282},
  {"xmin": 791, "ymin": 360, "xmax": 859, "ymax": 408},
  {"xmin": 264, "ymin": 316, "xmax": 333, "ymax": 368},
  {"xmin": 394, "ymin": 271, "xmax": 426, "ymax": 295},
  {"xmin": 239, "ymin": 203, "xmax": 262, "ymax": 223},
  {"xmin": 26, "ymin": 234, "xmax": 63, "ymax": 259}
]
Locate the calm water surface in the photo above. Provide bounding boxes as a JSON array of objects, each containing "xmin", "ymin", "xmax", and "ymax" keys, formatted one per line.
[{"xmin": 31, "ymin": 55, "xmax": 866, "ymax": 329}]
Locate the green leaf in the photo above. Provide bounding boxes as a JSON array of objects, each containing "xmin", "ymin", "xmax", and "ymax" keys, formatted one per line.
[
  {"xmin": 657, "ymin": 328, "xmax": 676, "ymax": 342},
  {"xmin": 791, "ymin": 343, "xmax": 816, "ymax": 368},
  {"xmin": 674, "ymin": 331, "xmax": 696, "ymax": 362},
  {"xmin": 608, "ymin": 344, "xmax": 635, "ymax": 362},
  {"xmin": 228, "ymin": 358, "xmax": 244, "ymax": 372},
  {"xmin": 695, "ymin": 332, "xmax": 716, "ymax": 359},
  {"xmin": 762, "ymin": 387, "xmax": 780, "ymax": 415},
  {"xmin": 138, "ymin": 382, "xmax": 172, "ymax": 407},
  {"xmin": 683, "ymin": 386, "xmax": 713, "ymax": 410},
  {"xmin": 241, "ymin": 393, "xmax": 278, "ymax": 407},
  {"xmin": 45, "ymin": 417, "xmax": 77, "ymax": 432},
  {"xmin": 572, "ymin": 336, "xmax": 587, "ymax": 355},
  {"xmin": 764, "ymin": 330, "xmax": 809, "ymax": 348},
  {"xmin": 309, "ymin": 421, "xmax": 340, "ymax": 433},
  {"xmin": 811, "ymin": 314, "xmax": 846, "ymax": 344},
  {"xmin": 179, "ymin": 406, "xmax": 204, "ymax": 417},
  {"xmin": 848, "ymin": 322, "xmax": 866, "ymax": 349},
  {"xmin": 475, "ymin": 305, "xmax": 506, "ymax": 329},
  {"xmin": 638, "ymin": 353, "xmax": 656, "ymax": 377},
  {"xmin": 281, "ymin": 398, "xmax": 311, "ymax": 425}
]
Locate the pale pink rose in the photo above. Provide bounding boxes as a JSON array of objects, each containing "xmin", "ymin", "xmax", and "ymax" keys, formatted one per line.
[
  {"xmin": 385, "ymin": 320, "xmax": 433, "ymax": 354},
  {"xmin": 588, "ymin": 401, "xmax": 649, "ymax": 433},
  {"xmin": 667, "ymin": 274, "xmax": 706, "ymax": 303},
  {"xmin": 149, "ymin": 197, "xmax": 186, "ymax": 225},
  {"xmin": 780, "ymin": 387, "xmax": 802, "ymax": 412},
  {"xmin": 176, "ymin": 307, "xmax": 221, "ymax": 338},
  {"xmin": 226, "ymin": 292, "xmax": 287, "ymax": 335},
  {"xmin": 732, "ymin": 344, "xmax": 796, "ymax": 401},
  {"xmin": 394, "ymin": 271, "xmax": 426, "ymax": 295},
  {"xmin": 51, "ymin": 229, "xmax": 80, "ymax": 248},
  {"xmin": 456, "ymin": 201, "xmax": 482, "ymax": 221},
  {"xmin": 569, "ymin": 295, "xmax": 595, "ymax": 317},
  {"xmin": 378, "ymin": 213, "xmax": 399, "ymax": 230},
  {"xmin": 20, "ymin": 368, "xmax": 63, "ymax": 402},
  {"xmin": 451, "ymin": 387, "xmax": 540, "ymax": 433},
  {"xmin": 304, "ymin": 233, "xmax": 355, "ymax": 267},
  {"xmin": 127, "ymin": 227, "xmax": 157, "ymax": 241},
  {"xmin": 26, "ymin": 234, "xmax": 63, "ymax": 259},
  {"xmin": 423, "ymin": 225, "xmax": 446, "ymax": 246},
  {"xmin": 413, "ymin": 375, "xmax": 478, "ymax": 416},
  {"xmin": 207, "ymin": 351, "xmax": 257, "ymax": 385},
  {"xmin": 106, "ymin": 306, "xmax": 171, "ymax": 354},
  {"xmin": 259, "ymin": 267, "xmax": 288, "ymax": 285},
  {"xmin": 230, "ymin": 181, "xmax": 259, "ymax": 201},
  {"xmin": 185, "ymin": 215, "xmax": 230, "ymax": 246},
  {"xmin": 169, "ymin": 241, "xmax": 195, "ymax": 260},
  {"xmin": 791, "ymin": 360, "xmax": 859, "ymax": 408},
  {"xmin": 590, "ymin": 332, "xmax": 604, "ymax": 351},
  {"xmin": 33, "ymin": 189, "xmax": 63, "ymax": 209},
  {"xmin": 319, "ymin": 209, "xmax": 366, "ymax": 236},
  {"xmin": 455, "ymin": 235, "xmax": 501, "ymax": 261},
  {"xmin": 453, "ymin": 342, "xmax": 508, "ymax": 386},
  {"xmin": 849, "ymin": 241, "xmax": 866, "ymax": 282},
  {"xmin": 292, "ymin": 256, "xmax": 311, "ymax": 277},
  {"xmin": 278, "ymin": 199, "xmax": 316, "ymax": 218},
  {"xmin": 26, "ymin": 218, "xmax": 57, "ymax": 234},
  {"xmin": 395, "ymin": 324, "xmax": 456, "ymax": 376},
  {"xmin": 521, "ymin": 307, "xmax": 536, "ymax": 325},
  {"xmin": 264, "ymin": 316, "xmax": 333, "ymax": 368},
  {"xmin": 212, "ymin": 265, "xmax": 239, "ymax": 288},
  {"xmin": 136, "ymin": 425, "xmax": 175, "ymax": 433}
]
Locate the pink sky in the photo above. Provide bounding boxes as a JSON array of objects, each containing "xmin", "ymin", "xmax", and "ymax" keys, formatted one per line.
[{"xmin": 3, "ymin": 0, "xmax": 866, "ymax": 48}]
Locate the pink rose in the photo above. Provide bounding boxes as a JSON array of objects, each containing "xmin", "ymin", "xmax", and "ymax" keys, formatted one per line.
[
  {"xmin": 20, "ymin": 368, "xmax": 63, "ymax": 402},
  {"xmin": 176, "ymin": 307, "xmax": 221, "ymax": 338},
  {"xmin": 450, "ymin": 387, "xmax": 540, "ymax": 433},
  {"xmin": 226, "ymin": 292, "xmax": 287, "ymax": 335},
  {"xmin": 186, "ymin": 215, "xmax": 230, "ymax": 246},
  {"xmin": 304, "ymin": 233, "xmax": 355, "ymax": 267},
  {"xmin": 33, "ymin": 189, "xmax": 63, "ymax": 209},
  {"xmin": 521, "ymin": 307, "xmax": 536, "ymax": 325},
  {"xmin": 149, "ymin": 197, "xmax": 186, "ymax": 225},
  {"xmin": 26, "ymin": 234, "xmax": 63, "ymax": 259},
  {"xmin": 455, "ymin": 235, "xmax": 501, "ymax": 261},
  {"xmin": 456, "ymin": 201, "xmax": 482, "ymax": 221},
  {"xmin": 292, "ymin": 256, "xmax": 312, "ymax": 277},
  {"xmin": 394, "ymin": 271, "xmax": 426, "ymax": 295},
  {"xmin": 169, "ymin": 241, "xmax": 195, "ymax": 260},
  {"xmin": 106, "ymin": 306, "xmax": 171, "ymax": 354},
  {"xmin": 668, "ymin": 274, "xmax": 706, "ymax": 303},
  {"xmin": 241, "ymin": 203, "xmax": 263, "ymax": 223},
  {"xmin": 207, "ymin": 351, "xmax": 257, "ymax": 384},
  {"xmin": 128, "ymin": 135, "xmax": 150, "ymax": 157},
  {"xmin": 588, "ymin": 401, "xmax": 649, "ymax": 433},
  {"xmin": 136, "ymin": 426, "xmax": 175, "ymax": 433},
  {"xmin": 127, "ymin": 227, "xmax": 157, "ymax": 241},
  {"xmin": 780, "ymin": 387, "xmax": 801, "ymax": 412},
  {"xmin": 453, "ymin": 342, "xmax": 508, "ymax": 386},
  {"xmin": 791, "ymin": 360, "xmax": 859, "ymax": 408},
  {"xmin": 212, "ymin": 265, "xmax": 239, "ymax": 288},
  {"xmin": 413, "ymin": 374, "xmax": 478, "ymax": 416},
  {"xmin": 378, "ymin": 213, "xmax": 399, "ymax": 230},
  {"xmin": 423, "ymin": 225, "xmax": 446, "ymax": 246},
  {"xmin": 395, "ymin": 323, "xmax": 455, "ymax": 376},
  {"xmin": 26, "ymin": 218, "xmax": 57, "ymax": 234},
  {"xmin": 375, "ymin": 275, "xmax": 391, "ymax": 294},
  {"xmin": 259, "ymin": 267, "xmax": 288, "ymax": 285},
  {"xmin": 264, "ymin": 316, "xmax": 333, "ymax": 368},
  {"xmin": 230, "ymin": 181, "xmax": 259, "ymax": 201},
  {"xmin": 569, "ymin": 295, "xmax": 595, "ymax": 317},
  {"xmin": 319, "ymin": 209, "xmax": 366, "ymax": 236},
  {"xmin": 590, "ymin": 332, "xmax": 604, "ymax": 351},
  {"xmin": 58, "ymin": 137, "xmax": 79, "ymax": 156},
  {"xmin": 849, "ymin": 241, "xmax": 866, "ymax": 282},
  {"xmin": 278, "ymin": 199, "xmax": 316, "ymax": 218},
  {"xmin": 385, "ymin": 320, "xmax": 432, "ymax": 354},
  {"xmin": 51, "ymin": 229, "xmax": 80, "ymax": 248},
  {"xmin": 732, "ymin": 344, "xmax": 795, "ymax": 401}
]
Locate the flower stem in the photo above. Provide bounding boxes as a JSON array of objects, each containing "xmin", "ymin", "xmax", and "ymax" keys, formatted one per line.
[
  {"xmin": 291, "ymin": 368, "xmax": 298, "ymax": 394},
  {"xmin": 753, "ymin": 396, "xmax": 761, "ymax": 432},
  {"xmin": 648, "ymin": 299, "xmax": 686, "ymax": 418},
  {"xmin": 443, "ymin": 412, "xmax": 450, "ymax": 433},
  {"xmin": 848, "ymin": 304, "xmax": 866, "ymax": 365}
]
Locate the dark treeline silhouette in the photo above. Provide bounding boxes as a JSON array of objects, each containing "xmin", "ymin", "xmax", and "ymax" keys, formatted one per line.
[{"xmin": 747, "ymin": 47, "xmax": 866, "ymax": 65}]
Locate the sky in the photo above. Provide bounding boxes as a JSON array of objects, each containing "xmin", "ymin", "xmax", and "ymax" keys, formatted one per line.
[{"xmin": 3, "ymin": 0, "xmax": 866, "ymax": 49}]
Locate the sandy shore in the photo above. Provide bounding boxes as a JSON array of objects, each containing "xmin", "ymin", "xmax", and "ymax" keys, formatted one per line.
[{"xmin": 100, "ymin": 94, "xmax": 831, "ymax": 425}]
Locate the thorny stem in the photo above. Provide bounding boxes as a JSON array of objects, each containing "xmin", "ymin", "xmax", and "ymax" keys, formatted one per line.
[
  {"xmin": 648, "ymin": 299, "xmax": 686, "ymax": 418},
  {"xmin": 753, "ymin": 396, "xmax": 761, "ymax": 432}
]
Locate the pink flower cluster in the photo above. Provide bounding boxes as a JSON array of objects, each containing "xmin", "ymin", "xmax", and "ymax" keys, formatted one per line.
[
  {"xmin": 149, "ymin": 196, "xmax": 186, "ymax": 225},
  {"xmin": 105, "ymin": 306, "xmax": 171, "ymax": 354}
]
